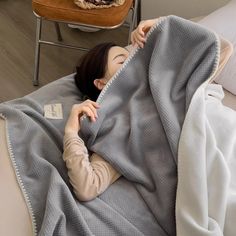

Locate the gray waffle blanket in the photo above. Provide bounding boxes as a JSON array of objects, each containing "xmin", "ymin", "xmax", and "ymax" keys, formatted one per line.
[{"xmin": 0, "ymin": 15, "xmax": 219, "ymax": 236}]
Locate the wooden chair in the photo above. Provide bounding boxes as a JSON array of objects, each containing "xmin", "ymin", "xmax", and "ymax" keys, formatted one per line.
[{"xmin": 32, "ymin": 0, "xmax": 141, "ymax": 85}]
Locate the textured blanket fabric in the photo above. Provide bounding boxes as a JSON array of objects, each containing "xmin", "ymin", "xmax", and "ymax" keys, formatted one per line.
[
  {"xmin": 176, "ymin": 84, "xmax": 236, "ymax": 236},
  {"xmin": 80, "ymin": 15, "xmax": 220, "ymax": 235},
  {"xmin": 0, "ymin": 16, "xmax": 220, "ymax": 235}
]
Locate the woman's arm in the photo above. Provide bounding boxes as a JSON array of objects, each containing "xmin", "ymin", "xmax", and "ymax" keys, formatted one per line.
[
  {"xmin": 63, "ymin": 133, "xmax": 121, "ymax": 201},
  {"xmin": 63, "ymin": 100, "xmax": 121, "ymax": 201},
  {"xmin": 131, "ymin": 18, "xmax": 160, "ymax": 48}
]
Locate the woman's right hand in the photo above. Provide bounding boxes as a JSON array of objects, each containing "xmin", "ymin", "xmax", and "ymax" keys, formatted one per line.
[
  {"xmin": 131, "ymin": 19, "xmax": 158, "ymax": 48},
  {"xmin": 64, "ymin": 100, "xmax": 100, "ymax": 134}
]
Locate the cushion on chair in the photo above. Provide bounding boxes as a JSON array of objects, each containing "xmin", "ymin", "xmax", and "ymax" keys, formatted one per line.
[{"xmin": 32, "ymin": 0, "xmax": 133, "ymax": 27}]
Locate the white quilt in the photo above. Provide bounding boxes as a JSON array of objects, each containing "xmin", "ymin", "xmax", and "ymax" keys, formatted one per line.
[{"xmin": 176, "ymin": 82, "xmax": 236, "ymax": 235}]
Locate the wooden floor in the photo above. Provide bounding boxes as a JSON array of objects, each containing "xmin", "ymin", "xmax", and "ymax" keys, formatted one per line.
[{"xmin": 0, "ymin": 0, "xmax": 128, "ymax": 102}]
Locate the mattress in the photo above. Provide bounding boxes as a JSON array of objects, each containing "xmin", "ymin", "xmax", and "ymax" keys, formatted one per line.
[{"xmin": 0, "ymin": 119, "xmax": 32, "ymax": 236}]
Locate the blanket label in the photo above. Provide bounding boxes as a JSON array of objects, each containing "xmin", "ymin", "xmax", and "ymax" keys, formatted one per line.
[{"xmin": 44, "ymin": 103, "xmax": 63, "ymax": 119}]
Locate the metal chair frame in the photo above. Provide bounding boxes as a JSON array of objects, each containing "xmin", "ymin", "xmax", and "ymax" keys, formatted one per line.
[{"xmin": 33, "ymin": 0, "xmax": 141, "ymax": 86}]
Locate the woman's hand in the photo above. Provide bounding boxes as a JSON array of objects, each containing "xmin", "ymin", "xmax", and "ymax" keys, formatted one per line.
[
  {"xmin": 64, "ymin": 100, "xmax": 100, "ymax": 134},
  {"xmin": 131, "ymin": 19, "xmax": 158, "ymax": 48}
]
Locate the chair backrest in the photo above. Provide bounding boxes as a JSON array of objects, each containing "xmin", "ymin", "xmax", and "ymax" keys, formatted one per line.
[{"xmin": 32, "ymin": 0, "xmax": 134, "ymax": 28}]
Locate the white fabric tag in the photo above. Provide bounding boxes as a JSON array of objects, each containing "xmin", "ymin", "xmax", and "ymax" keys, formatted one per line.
[{"xmin": 44, "ymin": 103, "xmax": 63, "ymax": 119}]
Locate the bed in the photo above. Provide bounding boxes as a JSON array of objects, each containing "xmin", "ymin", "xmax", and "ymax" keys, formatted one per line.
[{"xmin": 1, "ymin": 1, "xmax": 236, "ymax": 236}]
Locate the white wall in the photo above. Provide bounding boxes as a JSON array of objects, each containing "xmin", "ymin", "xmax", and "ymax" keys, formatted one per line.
[{"xmin": 141, "ymin": 0, "xmax": 230, "ymax": 20}]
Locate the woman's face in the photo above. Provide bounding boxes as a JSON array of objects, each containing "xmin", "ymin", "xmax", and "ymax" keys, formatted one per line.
[
  {"xmin": 94, "ymin": 46, "xmax": 130, "ymax": 90},
  {"xmin": 106, "ymin": 46, "xmax": 130, "ymax": 80}
]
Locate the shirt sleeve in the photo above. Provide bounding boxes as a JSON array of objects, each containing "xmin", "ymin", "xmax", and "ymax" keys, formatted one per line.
[{"xmin": 63, "ymin": 132, "xmax": 121, "ymax": 201}]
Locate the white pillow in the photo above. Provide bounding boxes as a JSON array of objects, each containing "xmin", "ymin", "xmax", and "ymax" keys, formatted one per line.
[{"xmin": 198, "ymin": 0, "xmax": 236, "ymax": 95}]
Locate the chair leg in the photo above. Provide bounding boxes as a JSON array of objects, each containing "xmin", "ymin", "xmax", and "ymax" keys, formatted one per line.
[
  {"xmin": 128, "ymin": 0, "xmax": 139, "ymax": 44},
  {"xmin": 137, "ymin": 0, "xmax": 141, "ymax": 26},
  {"xmin": 54, "ymin": 22, "xmax": 63, "ymax": 42},
  {"xmin": 33, "ymin": 17, "xmax": 42, "ymax": 86},
  {"xmin": 128, "ymin": 8, "xmax": 134, "ymax": 44}
]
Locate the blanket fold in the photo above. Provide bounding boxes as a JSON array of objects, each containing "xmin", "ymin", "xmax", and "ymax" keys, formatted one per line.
[{"xmin": 176, "ymin": 77, "xmax": 236, "ymax": 236}]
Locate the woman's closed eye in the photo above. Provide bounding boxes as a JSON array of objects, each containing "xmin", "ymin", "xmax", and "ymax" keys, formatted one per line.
[
  {"xmin": 113, "ymin": 54, "xmax": 127, "ymax": 62},
  {"xmin": 116, "ymin": 56, "xmax": 127, "ymax": 65},
  {"xmin": 107, "ymin": 47, "xmax": 130, "ymax": 78},
  {"xmin": 118, "ymin": 60, "xmax": 125, "ymax": 64}
]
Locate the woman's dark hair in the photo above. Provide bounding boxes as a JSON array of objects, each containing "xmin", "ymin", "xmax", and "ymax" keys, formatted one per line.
[{"xmin": 75, "ymin": 42, "xmax": 116, "ymax": 101}]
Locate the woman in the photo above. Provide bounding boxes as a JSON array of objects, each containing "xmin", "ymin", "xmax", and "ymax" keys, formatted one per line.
[{"xmin": 63, "ymin": 19, "xmax": 158, "ymax": 201}]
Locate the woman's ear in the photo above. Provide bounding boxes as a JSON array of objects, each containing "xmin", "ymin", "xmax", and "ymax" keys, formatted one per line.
[{"xmin": 94, "ymin": 79, "xmax": 107, "ymax": 90}]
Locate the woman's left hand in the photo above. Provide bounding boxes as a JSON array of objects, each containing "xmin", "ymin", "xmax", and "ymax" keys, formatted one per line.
[{"xmin": 64, "ymin": 100, "xmax": 100, "ymax": 134}]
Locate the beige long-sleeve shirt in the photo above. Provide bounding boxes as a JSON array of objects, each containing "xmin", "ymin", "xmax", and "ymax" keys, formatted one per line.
[{"xmin": 63, "ymin": 132, "xmax": 121, "ymax": 201}]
